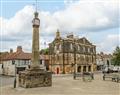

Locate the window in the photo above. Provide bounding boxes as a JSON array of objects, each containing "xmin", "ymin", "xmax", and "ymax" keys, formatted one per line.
[
  {"xmin": 59, "ymin": 44, "xmax": 61, "ymax": 50},
  {"xmin": 54, "ymin": 46, "xmax": 57, "ymax": 51},
  {"xmin": 83, "ymin": 47, "xmax": 85, "ymax": 52},
  {"xmin": 70, "ymin": 44, "xmax": 73, "ymax": 50},
  {"xmin": 78, "ymin": 45, "xmax": 80, "ymax": 51},
  {"xmin": 12, "ymin": 60, "xmax": 15, "ymax": 65},
  {"xmin": 88, "ymin": 48, "xmax": 90, "ymax": 53}
]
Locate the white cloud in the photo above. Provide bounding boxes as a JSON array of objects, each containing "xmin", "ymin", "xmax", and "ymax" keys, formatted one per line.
[
  {"xmin": 57, "ymin": 0, "xmax": 119, "ymax": 32},
  {"xmin": 0, "ymin": 0, "xmax": 119, "ymax": 53},
  {"xmin": 96, "ymin": 34, "xmax": 120, "ymax": 54}
]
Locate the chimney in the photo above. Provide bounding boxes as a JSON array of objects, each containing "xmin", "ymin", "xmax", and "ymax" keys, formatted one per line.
[
  {"xmin": 10, "ymin": 49, "xmax": 13, "ymax": 53},
  {"xmin": 17, "ymin": 46, "xmax": 23, "ymax": 52}
]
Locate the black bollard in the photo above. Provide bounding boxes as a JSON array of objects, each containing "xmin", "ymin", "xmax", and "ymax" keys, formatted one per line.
[{"xmin": 14, "ymin": 78, "xmax": 16, "ymax": 88}]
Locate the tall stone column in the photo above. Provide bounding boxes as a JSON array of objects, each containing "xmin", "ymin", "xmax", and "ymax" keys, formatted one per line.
[
  {"xmin": 19, "ymin": 11, "xmax": 52, "ymax": 88},
  {"xmin": 31, "ymin": 12, "xmax": 40, "ymax": 68}
]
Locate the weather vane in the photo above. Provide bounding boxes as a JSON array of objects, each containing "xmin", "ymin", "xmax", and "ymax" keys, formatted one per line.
[{"xmin": 35, "ymin": 0, "xmax": 38, "ymax": 12}]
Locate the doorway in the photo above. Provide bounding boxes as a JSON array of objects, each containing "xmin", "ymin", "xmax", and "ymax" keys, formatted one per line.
[
  {"xmin": 56, "ymin": 67, "xmax": 59, "ymax": 74},
  {"xmin": 77, "ymin": 66, "xmax": 81, "ymax": 72}
]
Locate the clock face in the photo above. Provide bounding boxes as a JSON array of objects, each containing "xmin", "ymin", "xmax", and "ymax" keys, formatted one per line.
[{"xmin": 33, "ymin": 19, "xmax": 40, "ymax": 25}]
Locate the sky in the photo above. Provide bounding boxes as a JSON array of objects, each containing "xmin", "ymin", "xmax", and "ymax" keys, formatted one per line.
[{"xmin": 0, "ymin": 0, "xmax": 120, "ymax": 54}]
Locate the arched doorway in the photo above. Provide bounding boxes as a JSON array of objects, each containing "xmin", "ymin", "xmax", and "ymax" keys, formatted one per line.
[
  {"xmin": 88, "ymin": 66, "xmax": 91, "ymax": 72},
  {"xmin": 83, "ymin": 66, "xmax": 86, "ymax": 72},
  {"xmin": 77, "ymin": 66, "xmax": 81, "ymax": 72},
  {"xmin": 56, "ymin": 67, "xmax": 59, "ymax": 74}
]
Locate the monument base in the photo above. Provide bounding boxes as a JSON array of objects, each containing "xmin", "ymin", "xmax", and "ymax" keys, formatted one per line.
[{"xmin": 19, "ymin": 68, "xmax": 52, "ymax": 88}]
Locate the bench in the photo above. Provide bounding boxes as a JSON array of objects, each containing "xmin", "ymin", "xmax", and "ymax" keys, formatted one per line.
[
  {"xmin": 73, "ymin": 73, "xmax": 82, "ymax": 79},
  {"xmin": 112, "ymin": 74, "xmax": 120, "ymax": 83},
  {"xmin": 103, "ymin": 74, "xmax": 113, "ymax": 80},
  {"xmin": 73, "ymin": 72, "xmax": 94, "ymax": 81},
  {"xmin": 103, "ymin": 73, "xmax": 120, "ymax": 83},
  {"xmin": 83, "ymin": 72, "xmax": 94, "ymax": 82}
]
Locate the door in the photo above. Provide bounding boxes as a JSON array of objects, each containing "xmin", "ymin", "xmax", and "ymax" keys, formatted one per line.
[{"xmin": 56, "ymin": 67, "xmax": 59, "ymax": 74}]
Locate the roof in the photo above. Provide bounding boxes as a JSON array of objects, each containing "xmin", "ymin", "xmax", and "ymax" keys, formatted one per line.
[
  {"xmin": 0, "ymin": 52, "xmax": 9, "ymax": 64},
  {"xmin": 2, "ymin": 52, "xmax": 49, "ymax": 61},
  {"xmin": 96, "ymin": 53, "xmax": 113, "ymax": 59},
  {"xmin": 51, "ymin": 33, "xmax": 95, "ymax": 46},
  {"xmin": 2, "ymin": 51, "xmax": 31, "ymax": 61}
]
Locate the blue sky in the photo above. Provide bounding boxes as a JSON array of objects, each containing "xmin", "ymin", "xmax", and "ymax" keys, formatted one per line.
[
  {"xmin": 1, "ymin": 0, "xmax": 65, "ymax": 18},
  {"xmin": 0, "ymin": 0, "xmax": 120, "ymax": 54}
]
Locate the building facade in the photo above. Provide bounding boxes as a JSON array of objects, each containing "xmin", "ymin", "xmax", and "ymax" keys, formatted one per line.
[
  {"xmin": 49, "ymin": 30, "xmax": 96, "ymax": 74},
  {"xmin": 1, "ymin": 46, "xmax": 49, "ymax": 76},
  {"xmin": 96, "ymin": 52, "xmax": 112, "ymax": 71},
  {"xmin": 0, "ymin": 52, "xmax": 9, "ymax": 75}
]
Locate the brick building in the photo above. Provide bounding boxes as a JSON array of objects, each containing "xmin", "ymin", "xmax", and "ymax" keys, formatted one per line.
[{"xmin": 49, "ymin": 30, "xmax": 96, "ymax": 74}]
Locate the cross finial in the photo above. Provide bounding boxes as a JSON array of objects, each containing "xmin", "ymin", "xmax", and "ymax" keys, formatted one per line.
[
  {"xmin": 35, "ymin": 0, "xmax": 37, "ymax": 12},
  {"xmin": 34, "ymin": 0, "xmax": 39, "ymax": 18}
]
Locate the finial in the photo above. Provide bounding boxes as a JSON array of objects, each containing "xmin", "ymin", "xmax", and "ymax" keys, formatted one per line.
[
  {"xmin": 34, "ymin": 0, "xmax": 39, "ymax": 18},
  {"xmin": 35, "ymin": 0, "xmax": 37, "ymax": 12}
]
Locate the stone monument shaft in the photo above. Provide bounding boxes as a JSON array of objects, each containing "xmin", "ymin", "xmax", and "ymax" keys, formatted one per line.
[
  {"xmin": 31, "ymin": 12, "xmax": 40, "ymax": 68},
  {"xmin": 19, "ymin": 8, "xmax": 52, "ymax": 88}
]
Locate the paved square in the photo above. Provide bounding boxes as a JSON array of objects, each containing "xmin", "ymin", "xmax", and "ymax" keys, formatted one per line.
[{"xmin": 0, "ymin": 74, "xmax": 120, "ymax": 95}]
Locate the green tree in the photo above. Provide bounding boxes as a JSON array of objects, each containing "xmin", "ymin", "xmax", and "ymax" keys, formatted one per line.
[
  {"xmin": 112, "ymin": 46, "xmax": 120, "ymax": 66},
  {"xmin": 40, "ymin": 48, "xmax": 49, "ymax": 55}
]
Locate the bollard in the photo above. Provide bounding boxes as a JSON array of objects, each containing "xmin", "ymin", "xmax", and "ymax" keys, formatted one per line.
[{"xmin": 14, "ymin": 78, "xmax": 16, "ymax": 88}]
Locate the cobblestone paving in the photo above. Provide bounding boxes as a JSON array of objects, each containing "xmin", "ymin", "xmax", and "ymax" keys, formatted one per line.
[{"xmin": 1, "ymin": 74, "xmax": 120, "ymax": 95}]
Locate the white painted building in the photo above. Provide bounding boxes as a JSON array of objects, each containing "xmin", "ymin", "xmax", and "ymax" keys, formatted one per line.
[
  {"xmin": 2, "ymin": 46, "xmax": 31, "ymax": 76},
  {"xmin": 2, "ymin": 46, "xmax": 50, "ymax": 76},
  {"xmin": 96, "ymin": 52, "xmax": 112, "ymax": 71}
]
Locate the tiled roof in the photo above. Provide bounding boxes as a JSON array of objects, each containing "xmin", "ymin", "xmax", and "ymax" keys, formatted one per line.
[
  {"xmin": 96, "ymin": 53, "xmax": 113, "ymax": 59},
  {"xmin": 2, "ymin": 51, "xmax": 31, "ymax": 61},
  {"xmin": 2, "ymin": 52, "xmax": 49, "ymax": 61},
  {"xmin": 0, "ymin": 52, "xmax": 9, "ymax": 63}
]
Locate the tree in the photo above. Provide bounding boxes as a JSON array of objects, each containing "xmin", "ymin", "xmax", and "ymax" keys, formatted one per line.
[
  {"xmin": 40, "ymin": 48, "xmax": 49, "ymax": 55},
  {"xmin": 112, "ymin": 46, "xmax": 120, "ymax": 66}
]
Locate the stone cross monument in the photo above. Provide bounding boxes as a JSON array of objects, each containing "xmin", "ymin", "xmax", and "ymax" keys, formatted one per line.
[
  {"xmin": 18, "ymin": 5, "xmax": 52, "ymax": 88},
  {"xmin": 31, "ymin": 11, "xmax": 40, "ymax": 68}
]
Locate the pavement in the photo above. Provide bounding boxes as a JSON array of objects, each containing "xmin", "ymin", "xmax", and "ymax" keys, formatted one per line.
[
  {"xmin": 0, "ymin": 75, "xmax": 14, "ymax": 87},
  {"xmin": 0, "ymin": 73, "xmax": 120, "ymax": 95}
]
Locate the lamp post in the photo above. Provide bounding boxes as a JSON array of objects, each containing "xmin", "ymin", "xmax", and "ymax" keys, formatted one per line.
[
  {"xmin": 14, "ymin": 62, "xmax": 17, "ymax": 88},
  {"xmin": 73, "ymin": 39, "xmax": 76, "ymax": 79},
  {"xmin": 62, "ymin": 39, "xmax": 65, "ymax": 74}
]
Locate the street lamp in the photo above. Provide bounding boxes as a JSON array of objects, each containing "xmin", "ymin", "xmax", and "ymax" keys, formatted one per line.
[
  {"xmin": 62, "ymin": 39, "xmax": 65, "ymax": 74},
  {"xmin": 73, "ymin": 39, "xmax": 76, "ymax": 79},
  {"xmin": 14, "ymin": 61, "xmax": 17, "ymax": 88}
]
